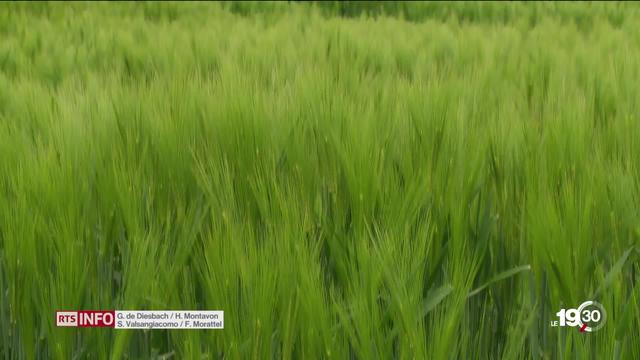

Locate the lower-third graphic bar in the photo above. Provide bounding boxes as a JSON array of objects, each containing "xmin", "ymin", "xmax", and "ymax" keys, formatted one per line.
[{"xmin": 56, "ymin": 311, "xmax": 224, "ymax": 329}]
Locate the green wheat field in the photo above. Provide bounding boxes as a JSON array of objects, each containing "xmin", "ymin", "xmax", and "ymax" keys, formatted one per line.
[{"xmin": 1, "ymin": 1, "xmax": 640, "ymax": 359}]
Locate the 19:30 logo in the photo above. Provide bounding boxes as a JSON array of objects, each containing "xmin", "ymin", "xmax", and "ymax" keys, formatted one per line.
[{"xmin": 551, "ymin": 301, "xmax": 607, "ymax": 333}]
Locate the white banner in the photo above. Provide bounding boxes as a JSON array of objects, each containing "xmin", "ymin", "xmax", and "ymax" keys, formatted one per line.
[{"xmin": 56, "ymin": 310, "xmax": 224, "ymax": 329}]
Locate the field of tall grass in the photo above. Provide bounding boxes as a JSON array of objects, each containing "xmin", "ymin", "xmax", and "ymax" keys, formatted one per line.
[{"xmin": 1, "ymin": 2, "xmax": 639, "ymax": 359}]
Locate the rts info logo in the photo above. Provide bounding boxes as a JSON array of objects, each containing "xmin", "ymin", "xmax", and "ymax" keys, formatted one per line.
[{"xmin": 550, "ymin": 301, "xmax": 606, "ymax": 333}]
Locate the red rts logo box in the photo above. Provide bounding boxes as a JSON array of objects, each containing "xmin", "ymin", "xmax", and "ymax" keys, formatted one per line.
[{"xmin": 56, "ymin": 311, "xmax": 115, "ymax": 327}]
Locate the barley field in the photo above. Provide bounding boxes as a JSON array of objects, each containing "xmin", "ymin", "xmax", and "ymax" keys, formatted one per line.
[{"xmin": 1, "ymin": 2, "xmax": 639, "ymax": 359}]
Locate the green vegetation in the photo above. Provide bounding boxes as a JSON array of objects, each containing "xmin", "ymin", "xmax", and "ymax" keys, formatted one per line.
[{"xmin": 1, "ymin": 1, "xmax": 640, "ymax": 358}]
